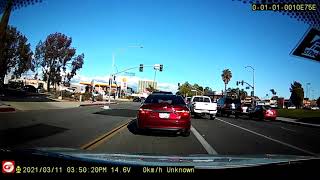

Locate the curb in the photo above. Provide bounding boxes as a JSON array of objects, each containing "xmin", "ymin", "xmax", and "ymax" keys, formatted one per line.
[
  {"xmin": 0, "ymin": 107, "xmax": 16, "ymax": 112},
  {"xmin": 277, "ymin": 119, "xmax": 320, "ymax": 128},
  {"xmin": 79, "ymin": 102, "xmax": 118, "ymax": 107}
]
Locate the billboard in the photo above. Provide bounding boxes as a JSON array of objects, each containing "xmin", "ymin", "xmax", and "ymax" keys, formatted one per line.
[{"xmin": 292, "ymin": 28, "xmax": 320, "ymax": 62}]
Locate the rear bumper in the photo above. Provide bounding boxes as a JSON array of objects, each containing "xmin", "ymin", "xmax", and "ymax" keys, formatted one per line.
[
  {"xmin": 264, "ymin": 115, "xmax": 277, "ymax": 120},
  {"xmin": 137, "ymin": 118, "xmax": 191, "ymax": 131},
  {"xmin": 220, "ymin": 109, "xmax": 241, "ymax": 114},
  {"xmin": 142, "ymin": 127, "xmax": 189, "ymax": 132},
  {"xmin": 194, "ymin": 109, "xmax": 217, "ymax": 115}
]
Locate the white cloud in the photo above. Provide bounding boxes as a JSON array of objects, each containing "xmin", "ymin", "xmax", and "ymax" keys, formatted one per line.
[
  {"xmin": 70, "ymin": 74, "xmax": 178, "ymax": 93},
  {"xmin": 157, "ymin": 82, "xmax": 178, "ymax": 93}
]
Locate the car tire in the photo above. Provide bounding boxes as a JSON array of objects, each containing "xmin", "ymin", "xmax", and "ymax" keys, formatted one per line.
[
  {"xmin": 193, "ymin": 113, "xmax": 199, "ymax": 118},
  {"xmin": 182, "ymin": 130, "xmax": 190, "ymax": 137},
  {"xmin": 259, "ymin": 115, "xmax": 264, "ymax": 121},
  {"xmin": 210, "ymin": 115, "xmax": 215, "ymax": 120}
]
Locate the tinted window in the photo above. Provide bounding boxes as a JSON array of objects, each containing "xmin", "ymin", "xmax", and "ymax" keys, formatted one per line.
[
  {"xmin": 193, "ymin": 97, "xmax": 201, "ymax": 102},
  {"xmin": 152, "ymin": 91, "xmax": 173, "ymax": 94},
  {"xmin": 233, "ymin": 99, "xmax": 241, "ymax": 104},
  {"xmin": 255, "ymin": 106, "xmax": 262, "ymax": 111},
  {"xmin": 144, "ymin": 95, "xmax": 186, "ymax": 105},
  {"xmin": 263, "ymin": 105, "xmax": 272, "ymax": 110},
  {"xmin": 225, "ymin": 98, "xmax": 233, "ymax": 104},
  {"xmin": 203, "ymin": 98, "xmax": 210, "ymax": 102}
]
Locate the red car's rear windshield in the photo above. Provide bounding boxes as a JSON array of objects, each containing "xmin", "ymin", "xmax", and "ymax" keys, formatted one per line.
[{"xmin": 144, "ymin": 95, "xmax": 186, "ymax": 105}]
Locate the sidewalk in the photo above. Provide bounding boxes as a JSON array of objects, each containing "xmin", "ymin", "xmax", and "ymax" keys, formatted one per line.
[
  {"xmin": 1, "ymin": 100, "xmax": 118, "ymax": 111},
  {"xmin": 277, "ymin": 117, "xmax": 320, "ymax": 128},
  {"xmin": 79, "ymin": 101, "xmax": 117, "ymax": 107}
]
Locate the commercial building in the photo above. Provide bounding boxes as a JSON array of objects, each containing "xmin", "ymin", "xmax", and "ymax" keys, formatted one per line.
[{"xmin": 138, "ymin": 80, "xmax": 157, "ymax": 93}]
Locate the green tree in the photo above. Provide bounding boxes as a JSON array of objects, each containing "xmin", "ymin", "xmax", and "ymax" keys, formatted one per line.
[
  {"xmin": 239, "ymin": 89, "xmax": 248, "ymax": 100},
  {"xmin": 221, "ymin": 69, "xmax": 232, "ymax": 92},
  {"xmin": 177, "ymin": 82, "xmax": 192, "ymax": 96},
  {"xmin": 289, "ymin": 81, "xmax": 304, "ymax": 109},
  {"xmin": 0, "ymin": 0, "xmax": 42, "ymax": 90},
  {"xmin": 204, "ymin": 86, "xmax": 213, "ymax": 94},
  {"xmin": 226, "ymin": 87, "xmax": 247, "ymax": 100},
  {"xmin": 34, "ymin": 33, "xmax": 84, "ymax": 92},
  {"xmin": 146, "ymin": 84, "xmax": 156, "ymax": 92},
  {"xmin": 0, "ymin": 26, "xmax": 33, "ymax": 88}
]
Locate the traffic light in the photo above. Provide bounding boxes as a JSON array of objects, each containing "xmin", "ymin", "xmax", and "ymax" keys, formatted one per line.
[
  {"xmin": 241, "ymin": 80, "xmax": 244, "ymax": 86},
  {"xmin": 159, "ymin": 64, "xmax": 163, "ymax": 72},
  {"xmin": 178, "ymin": 83, "xmax": 180, "ymax": 87},
  {"xmin": 236, "ymin": 81, "xmax": 239, "ymax": 86},
  {"xmin": 139, "ymin": 64, "xmax": 143, "ymax": 72},
  {"xmin": 109, "ymin": 77, "xmax": 112, "ymax": 85}
]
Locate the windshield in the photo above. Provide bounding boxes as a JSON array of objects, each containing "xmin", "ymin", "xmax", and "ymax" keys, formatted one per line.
[
  {"xmin": 1, "ymin": 0, "xmax": 319, "ymax": 171},
  {"xmin": 192, "ymin": 97, "xmax": 210, "ymax": 102}
]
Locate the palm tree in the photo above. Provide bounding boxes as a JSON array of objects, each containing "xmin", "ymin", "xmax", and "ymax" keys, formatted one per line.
[
  {"xmin": 270, "ymin": 89, "xmax": 277, "ymax": 96},
  {"xmin": 221, "ymin": 69, "xmax": 232, "ymax": 93}
]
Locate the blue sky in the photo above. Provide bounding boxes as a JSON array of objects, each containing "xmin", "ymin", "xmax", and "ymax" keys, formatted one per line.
[{"xmin": 5, "ymin": 0, "xmax": 320, "ymax": 99}]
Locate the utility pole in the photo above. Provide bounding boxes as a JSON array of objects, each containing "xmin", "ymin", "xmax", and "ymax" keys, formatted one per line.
[
  {"xmin": 245, "ymin": 66, "xmax": 255, "ymax": 97},
  {"xmin": 306, "ymin": 82, "xmax": 311, "ymax": 99},
  {"xmin": 153, "ymin": 69, "xmax": 157, "ymax": 88},
  {"xmin": 108, "ymin": 53, "xmax": 115, "ymax": 105}
]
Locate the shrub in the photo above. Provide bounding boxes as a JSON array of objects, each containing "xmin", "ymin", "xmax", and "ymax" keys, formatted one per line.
[
  {"xmin": 73, "ymin": 92, "xmax": 89, "ymax": 101},
  {"xmin": 96, "ymin": 94, "xmax": 103, "ymax": 101},
  {"xmin": 62, "ymin": 91, "xmax": 73, "ymax": 98}
]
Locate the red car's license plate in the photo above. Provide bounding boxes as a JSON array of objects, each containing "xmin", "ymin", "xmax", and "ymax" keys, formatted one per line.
[{"xmin": 159, "ymin": 113, "xmax": 170, "ymax": 119}]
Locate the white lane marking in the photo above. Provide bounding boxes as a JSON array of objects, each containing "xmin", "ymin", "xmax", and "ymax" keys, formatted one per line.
[
  {"xmin": 216, "ymin": 118, "xmax": 318, "ymax": 157},
  {"xmin": 191, "ymin": 126, "xmax": 218, "ymax": 155},
  {"xmin": 281, "ymin": 127, "xmax": 298, "ymax": 133}
]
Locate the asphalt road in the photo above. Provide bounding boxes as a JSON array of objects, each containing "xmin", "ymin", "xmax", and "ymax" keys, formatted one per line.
[
  {"xmin": 1, "ymin": 102, "xmax": 319, "ymax": 157},
  {"xmin": 0, "ymin": 102, "xmax": 140, "ymax": 149}
]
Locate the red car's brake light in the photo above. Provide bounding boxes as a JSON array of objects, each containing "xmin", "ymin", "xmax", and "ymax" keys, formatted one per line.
[
  {"xmin": 266, "ymin": 110, "xmax": 276, "ymax": 116},
  {"xmin": 176, "ymin": 110, "xmax": 190, "ymax": 118},
  {"xmin": 139, "ymin": 108, "xmax": 152, "ymax": 114}
]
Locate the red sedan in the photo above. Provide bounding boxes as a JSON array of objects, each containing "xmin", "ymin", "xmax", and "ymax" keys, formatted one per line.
[
  {"xmin": 137, "ymin": 94, "xmax": 191, "ymax": 137},
  {"xmin": 248, "ymin": 105, "xmax": 277, "ymax": 120}
]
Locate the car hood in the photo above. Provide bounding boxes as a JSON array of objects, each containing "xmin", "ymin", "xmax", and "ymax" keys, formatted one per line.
[{"xmin": 7, "ymin": 147, "xmax": 318, "ymax": 169}]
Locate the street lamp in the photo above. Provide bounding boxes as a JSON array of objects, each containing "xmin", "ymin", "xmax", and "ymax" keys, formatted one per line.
[
  {"xmin": 245, "ymin": 65, "xmax": 255, "ymax": 97},
  {"xmin": 106, "ymin": 45, "xmax": 143, "ymax": 108},
  {"xmin": 306, "ymin": 82, "xmax": 311, "ymax": 99},
  {"xmin": 311, "ymin": 89, "xmax": 315, "ymax": 100}
]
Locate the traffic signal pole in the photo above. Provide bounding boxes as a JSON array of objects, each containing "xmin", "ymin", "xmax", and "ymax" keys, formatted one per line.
[
  {"xmin": 107, "ymin": 54, "xmax": 115, "ymax": 105},
  {"xmin": 245, "ymin": 66, "xmax": 255, "ymax": 97},
  {"xmin": 153, "ymin": 70, "xmax": 157, "ymax": 86}
]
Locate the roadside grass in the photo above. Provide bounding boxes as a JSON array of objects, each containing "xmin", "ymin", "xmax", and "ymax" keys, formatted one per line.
[{"xmin": 277, "ymin": 109, "xmax": 320, "ymax": 124}]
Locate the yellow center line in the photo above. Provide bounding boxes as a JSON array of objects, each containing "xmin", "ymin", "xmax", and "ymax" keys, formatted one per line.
[{"xmin": 80, "ymin": 119, "xmax": 132, "ymax": 150}]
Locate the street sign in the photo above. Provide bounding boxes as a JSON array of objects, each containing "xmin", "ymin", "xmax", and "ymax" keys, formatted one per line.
[
  {"xmin": 124, "ymin": 72, "xmax": 135, "ymax": 76},
  {"xmin": 292, "ymin": 28, "xmax": 320, "ymax": 62}
]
